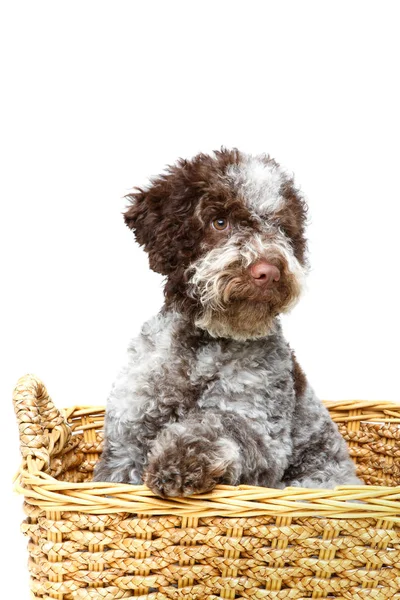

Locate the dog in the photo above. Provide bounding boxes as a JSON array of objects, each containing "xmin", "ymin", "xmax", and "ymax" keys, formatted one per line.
[{"xmin": 93, "ymin": 148, "xmax": 360, "ymax": 497}]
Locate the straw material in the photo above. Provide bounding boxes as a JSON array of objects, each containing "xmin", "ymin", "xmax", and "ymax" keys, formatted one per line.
[{"xmin": 13, "ymin": 374, "xmax": 400, "ymax": 599}]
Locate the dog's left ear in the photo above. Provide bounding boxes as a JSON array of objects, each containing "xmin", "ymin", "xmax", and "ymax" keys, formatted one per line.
[
  {"xmin": 124, "ymin": 174, "xmax": 199, "ymax": 276},
  {"xmin": 276, "ymin": 181, "xmax": 309, "ymax": 266}
]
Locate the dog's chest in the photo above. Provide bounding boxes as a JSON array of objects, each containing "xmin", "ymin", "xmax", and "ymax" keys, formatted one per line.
[{"xmin": 189, "ymin": 335, "xmax": 293, "ymax": 421}]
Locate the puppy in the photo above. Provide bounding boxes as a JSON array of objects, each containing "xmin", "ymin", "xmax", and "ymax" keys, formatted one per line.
[{"xmin": 94, "ymin": 148, "xmax": 360, "ymax": 496}]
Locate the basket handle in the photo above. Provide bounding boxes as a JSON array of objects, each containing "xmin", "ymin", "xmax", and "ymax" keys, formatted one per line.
[{"xmin": 13, "ymin": 374, "xmax": 71, "ymax": 471}]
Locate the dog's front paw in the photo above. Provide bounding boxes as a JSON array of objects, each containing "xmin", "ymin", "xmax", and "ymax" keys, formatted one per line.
[{"xmin": 143, "ymin": 438, "xmax": 233, "ymax": 497}]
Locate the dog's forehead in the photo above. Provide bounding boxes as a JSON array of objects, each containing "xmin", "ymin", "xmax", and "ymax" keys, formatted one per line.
[
  {"xmin": 226, "ymin": 155, "xmax": 289, "ymax": 217},
  {"xmin": 194, "ymin": 152, "xmax": 290, "ymax": 220}
]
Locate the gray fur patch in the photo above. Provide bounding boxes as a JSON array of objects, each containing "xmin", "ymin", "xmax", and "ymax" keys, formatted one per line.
[{"xmin": 94, "ymin": 311, "xmax": 360, "ymax": 492}]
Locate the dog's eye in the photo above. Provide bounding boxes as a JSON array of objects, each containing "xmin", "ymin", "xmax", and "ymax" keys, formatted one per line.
[{"xmin": 211, "ymin": 218, "xmax": 230, "ymax": 231}]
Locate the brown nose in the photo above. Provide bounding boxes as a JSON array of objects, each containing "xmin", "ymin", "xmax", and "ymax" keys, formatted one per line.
[{"xmin": 249, "ymin": 261, "xmax": 281, "ymax": 287}]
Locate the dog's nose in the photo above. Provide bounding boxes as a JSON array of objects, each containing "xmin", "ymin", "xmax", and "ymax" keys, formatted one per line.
[{"xmin": 249, "ymin": 261, "xmax": 281, "ymax": 287}]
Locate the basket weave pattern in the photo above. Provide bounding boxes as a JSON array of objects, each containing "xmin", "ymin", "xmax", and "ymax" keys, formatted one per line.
[{"xmin": 13, "ymin": 374, "xmax": 400, "ymax": 599}]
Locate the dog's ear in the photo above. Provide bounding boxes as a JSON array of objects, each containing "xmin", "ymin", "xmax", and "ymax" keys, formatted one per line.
[
  {"xmin": 124, "ymin": 174, "xmax": 199, "ymax": 276},
  {"xmin": 124, "ymin": 182, "xmax": 169, "ymax": 275},
  {"xmin": 276, "ymin": 181, "xmax": 309, "ymax": 266}
]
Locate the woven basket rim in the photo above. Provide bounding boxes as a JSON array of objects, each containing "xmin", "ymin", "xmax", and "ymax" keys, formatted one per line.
[
  {"xmin": 13, "ymin": 373, "xmax": 400, "ymax": 518},
  {"xmin": 62, "ymin": 400, "xmax": 400, "ymax": 415}
]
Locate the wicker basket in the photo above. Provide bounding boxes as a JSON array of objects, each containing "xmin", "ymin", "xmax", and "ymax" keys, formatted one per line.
[{"xmin": 13, "ymin": 373, "xmax": 400, "ymax": 600}]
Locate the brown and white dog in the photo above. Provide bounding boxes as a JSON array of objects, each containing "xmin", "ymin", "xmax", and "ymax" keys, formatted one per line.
[{"xmin": 94, "ymin": 148, "xmax": 359, "ymax": 497}]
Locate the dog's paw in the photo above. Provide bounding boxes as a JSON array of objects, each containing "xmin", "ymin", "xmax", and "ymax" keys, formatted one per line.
[{"xmin": 143, "ymin": 439, "xmax": 232, "ymax": 498}]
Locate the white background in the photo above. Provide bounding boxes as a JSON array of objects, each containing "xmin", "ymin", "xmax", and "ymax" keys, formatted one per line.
[{"xmin": 1, "ymin": 1, "xmax": 399, "ymax": 596}]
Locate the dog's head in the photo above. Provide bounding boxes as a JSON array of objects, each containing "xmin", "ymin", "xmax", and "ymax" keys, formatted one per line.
[{"xmin": 124, "ymin": 148, "xmax": 308, "ymax": 340}]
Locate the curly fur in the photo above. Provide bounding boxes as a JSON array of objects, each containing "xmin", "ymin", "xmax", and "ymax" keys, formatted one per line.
[{"xmin": 94, "ymin": 148, "xmax": 360, "ymax": 496}]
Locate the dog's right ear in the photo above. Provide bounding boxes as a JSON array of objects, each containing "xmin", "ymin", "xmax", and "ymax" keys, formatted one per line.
[
  {"xmin": 123, "ymin": 171, "xmax": 198, "ymax": 276},
  {"xmin": 124, "ymin": 180, "xmax": 169, "ymax": 274},
  {"xmin": 124, "ymin": 185, "xmax": 161, "ymax": 249}
]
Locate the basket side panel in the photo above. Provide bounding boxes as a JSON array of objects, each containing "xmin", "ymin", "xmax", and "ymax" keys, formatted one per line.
[
  {"xmin": 59, "ymin": 409, "xmax": 105, "ymax": 484},
  {"xmin": 338, "ymin": 417, "xmax": 400, "ymax": 486},
  {"xmin": 21, "ymin": 509, "xmax": 400, "ymax": 599}
]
